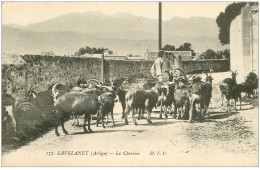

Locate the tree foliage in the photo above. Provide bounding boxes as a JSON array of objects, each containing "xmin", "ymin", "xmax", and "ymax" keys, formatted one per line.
[
  {"xmin": 162, "ymin": 43, "xmax": 194, "ymax": 52},
  {"xmin": 223, "ymin": 49, "xmax": 230, "ymax": 59},
  {"xmin": 216, "ymin": 2, "xmax": 247, "ymax": 45},
  {"xmin": 202, "ymin": 49, "xmax": 229, "ymax": 59},
  {"xmin": 162, "ymin": 44, "xmax": 175, "ymax": 51},
  {"xmin": 176, "ymin": 43, "xmax": 194, "ymax": 53},
  {"xmin": 75, "ymin": 46, "xmax": 109, "ymax": 56}
]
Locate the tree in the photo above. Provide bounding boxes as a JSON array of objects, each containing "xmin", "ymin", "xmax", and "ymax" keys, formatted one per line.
[
  {"xmin": 204, "ymin": 49, "xmax": 216, "ymax": 59},
  {"xmin": 176, "ymin": 42, "xmax": 194, "ymax": 53},
  {"xmin": 79, "ymin": 47, "xmax": 85, "ymax": 56},
  {"xmin": 216, "ymin": 2, "xmax": 247, "ymax": 45},
  {"xmin": 75, "ymin": 46, "xmax": 110, "ymax": 56},
  {"xmin": 162, "ymin": 44, "xmax": 175, "ymax": 51},
  {"xmin": 223, "ymin": 49, "xmax": 230, "ymax": 59}
]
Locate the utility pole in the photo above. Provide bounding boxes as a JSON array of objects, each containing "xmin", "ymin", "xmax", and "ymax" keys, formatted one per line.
[{"xmin": 159, "ymin": 2, "xmax": 162, "ymax": 50}]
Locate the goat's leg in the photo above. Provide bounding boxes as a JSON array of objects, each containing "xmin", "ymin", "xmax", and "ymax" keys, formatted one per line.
[
  {"xmin": 176, "ymin": 107, "xmax": 181, "ymax": 120},
  {"xmin": 181, "ymin": 105, "xmax": 186, "ymax": 119},
  {"xmin": 96, "ymin": 110, "xmax": 100, "ymax": 127},
  {"xmin": 76, "ymin": 116, "xmax": 79, "ymax": 126},
  {"xmin": 164, "ymin": 106, "xmax": 168, "ymax": 119},
  {"xmin": 121, "ymin": 102, "xmax": 126, "ymax": 119},
  {"xmin": 138, "ymin": 109, "xmax": 142, "ymax": 120},
  {"xmin": 169, "ymin": 104, "xmax": 173, "ymax": 115},
  {"xmin": 83, "ymin": 114, "xmax": 88, "ymax": 132},
  {"xmin": 234, "ymin": 99, "xmax": 237, "ymax": 111},
  {"xmin": 61, "ymin": 117, "xmax": 68, "ymax": 135},
  {"xmin": 87, "ymin": 114, "xmax": 92, "ymax": 132},
  {"xmin": 106, "ymin": 113, "xmax": 109, "ymax": 125},
  {"xmin": 54, "ymin": 115, "xmax": 60, "ymax": 136},
  {"xmin": 221, "ymin": 94, "xmax": 224, "ymax": 106},
  {"xmin": 147, "ymin": 109, "xmax": 152, "ymax": 123},
  {"xmin": 111, "ymin": 110, "xmax": 115, "ymax": 125},
  {"xmin": 101, "ymin": 112, "xmax": 106, "ymax": 128},
  {"xmin": 239, "ymin": 97, "xmax": 242, "ymax": 110},
  {"xmin": 159, "ymin": 100, "xmax": 163, "ymax": 119},
  {"xmin": 72, "ymin": 115, "xmax": 75, "ymax": 126},
  {"xmin": 227, "ymin": 99, "xmax": 231, "ymax": 113},
  {"xmin": 189, "ymin": 100, "xmax": 195, "ymax": 123},
  {"xmin": 124, "ymin": 105, "xmax": 130, "ymax": 125},
  {"xmin": 133, "ymin": 108, "xmax": 137, "ymax": 125},
  {"xmin": 141, "ymin": 108, "xmax": 145, "ymax": 119}
]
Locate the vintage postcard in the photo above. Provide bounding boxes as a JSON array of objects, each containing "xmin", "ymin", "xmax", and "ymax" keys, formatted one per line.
[{"xmin": 1, "ymin": 1, "xmax": 259, "ymax": 167}]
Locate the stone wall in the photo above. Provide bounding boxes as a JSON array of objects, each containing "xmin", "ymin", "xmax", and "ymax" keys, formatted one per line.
[{"xmin": 2, "ymin": 55, "xmax": 230, "ymax": 103}]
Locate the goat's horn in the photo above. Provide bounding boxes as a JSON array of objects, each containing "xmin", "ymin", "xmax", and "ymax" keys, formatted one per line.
[
  {"xmin": 174, "ymin": 68, "xmax": 187, "ymax": 79},
  {"xmin": 52, "ymin": 83, "xmax": 59, "ymax": 95},
  {"xmin": 187, "ymin": 75, "xmax": 193, "ymax": 79}
]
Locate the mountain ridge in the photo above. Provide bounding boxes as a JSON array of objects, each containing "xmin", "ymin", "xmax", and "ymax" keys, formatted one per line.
[{"xmin": 2, "ymin": 12, "xmax": 226, "ymax": 55}]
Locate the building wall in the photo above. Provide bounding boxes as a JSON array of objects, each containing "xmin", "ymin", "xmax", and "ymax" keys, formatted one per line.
[{"xmin": 230, "ymin": 5, "xmax": 258, "ymax": 83}]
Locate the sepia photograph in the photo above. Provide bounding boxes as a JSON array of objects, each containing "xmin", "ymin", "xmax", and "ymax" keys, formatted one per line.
[{"xmin": 1, "ymin": 1, "xmax": 259, "ymax": 166}]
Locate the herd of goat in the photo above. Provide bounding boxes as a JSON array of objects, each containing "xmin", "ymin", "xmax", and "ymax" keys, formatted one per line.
[{"xmin": 2, "ymin": 69, "xmax": 258, "ymax": 137}]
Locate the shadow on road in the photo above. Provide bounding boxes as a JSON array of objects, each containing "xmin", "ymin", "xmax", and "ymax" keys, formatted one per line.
[
  {"xmin": 71, "ymin": 129, "xmax": 145, "ymax": 135},
  {"xmin": 208, "ymin": 111, "xmax": 239, "ymax": 120}
]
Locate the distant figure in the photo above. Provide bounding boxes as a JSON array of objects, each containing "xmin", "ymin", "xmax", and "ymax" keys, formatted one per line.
[{"xmin": 151, "ymin": 50, "xmax": 172, "ymax": 82}]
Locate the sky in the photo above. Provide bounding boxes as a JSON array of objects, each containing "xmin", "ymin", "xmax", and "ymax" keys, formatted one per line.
[{"xmin": 2, "ymin": 1, "xmax": 232, "ymax": 26}]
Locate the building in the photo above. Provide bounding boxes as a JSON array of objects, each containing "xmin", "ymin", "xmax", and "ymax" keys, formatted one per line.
[
  {"xmin": 127, "ymin": 56, "xmax": 145, "ymax": 61},
  {"xmin": 105, "ymin": 55, "xmax": 127, "ymax": 60},
  {"xmin": 80, "ymin": 53, "xmax": 127, "ymax": 60},
  {"xmin": 165, "ymin": 51, "xmax": 192, "ymax": 61},
  {"xmin": 144, "ymin": 51, "xmax": 158, "ymax": 60},
  {"xmin": 41, "ymin": 51, "xmax": 54, "ymax": 56},
  {"xmin": 145, "ymin": 50, "xmax": 192, "ymax": 61},
  {"xmin": 230, "ymin": 3, "xmax": 258, "ymax": 83}
]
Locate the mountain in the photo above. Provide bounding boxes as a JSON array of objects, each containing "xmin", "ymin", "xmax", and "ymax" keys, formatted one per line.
[
  {"xmin": 2, "ymin": 26, "xmax": 158, "ymax": 55},
  {"xmin": 2, "ymin": 12, "xmax": 228, "ymax": 55},
  {"xmin": 24, "ymin": 13, "xmax": 218, "ymax": 40}
]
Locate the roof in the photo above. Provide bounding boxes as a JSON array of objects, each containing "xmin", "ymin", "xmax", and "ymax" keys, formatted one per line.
[
  {"xmin": 91, "ymin": 54, "xmax": 103, "ymax": 58},
  {"xmin": 127, "ymin": 56, "xmax": 145, "ymax": 60},
  {"xmin": 165, "ymin": 51, "xmax": 192, "ymax": 56},
  {"xmin": 2, "ymin": 53, "xmax": 27, "ymax": 65}
]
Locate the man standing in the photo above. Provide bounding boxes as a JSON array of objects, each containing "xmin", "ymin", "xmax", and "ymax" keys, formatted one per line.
[{"xmin": 151, "ymin": 50, "xmax": 171, "ymax": 82}]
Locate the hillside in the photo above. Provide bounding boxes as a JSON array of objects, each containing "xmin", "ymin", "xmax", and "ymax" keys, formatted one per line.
[{"xmin": 2, "ymin": 12, "xmax": 228, "ymax": 55}]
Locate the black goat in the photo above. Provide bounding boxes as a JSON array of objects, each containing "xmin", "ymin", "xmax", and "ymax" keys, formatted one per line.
[
  {"xmin": 124, "ymin": 88, "xmax": 159, "ymax": 125},
  {"xmin": 219, "ymin": 71, "xmax": 242, "ymax": 112},
  {"xmin": 53, "ymin": 89, "xmax": 112, "ymax": 136}
]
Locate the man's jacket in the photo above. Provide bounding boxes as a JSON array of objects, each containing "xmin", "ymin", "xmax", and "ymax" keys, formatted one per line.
[{"xmin": 151, "ymin": 57, "xmax": 171, "ymax": 77}]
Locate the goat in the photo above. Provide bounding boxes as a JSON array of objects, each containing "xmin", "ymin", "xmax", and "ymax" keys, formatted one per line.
[
  {"xmin": 192, "ymin": 81, "xmax": 213, "ymax": 118},
  {"xmin": 51, "ymin": 83, "xmax": 71, "ymax": 102},
  {"xmin": 96, "ymin": 86, "xmax": 117, "ymax": 127},
  {"xmin": 53, "ymin": 89, "xmax": 111, "ymax": 136},
  {"xmin": 27, "ymin": 89, "xmax": 54, "ymax": 118},
  {"xmin": 87, "ymin": 79, "xmax": 102, "ymax": 88},
  {"xmin": 124, "ymin": 88, "xmax": 159, "ymax": 125},
  {"xmin": 174, "ymin": 87, "xmax": 192, "ymax": 120},
  {"xmin": 204, "ymin": 69, "xmax": 214, "ymax": 85},
  {"xmin": 111, "ymin": 77, "xmax": 128, "ymax": 119},
  {"xmin": 2, "ymin": 93, "xmax": 16, "ymax": 134},
  {"xmin": 220, "ymin": 70, "xmax": 238, "ymax": 106},
  {"xmin": 156, "ymin": 82, "xmax": 175, "ymax": 119},
  {"xmin": 244, "ymin": 71, "xmax": 258, "ymax": 98},
  {"xmin": 219, "ymin": 71, "xmax": 242, "ymax": 112}
]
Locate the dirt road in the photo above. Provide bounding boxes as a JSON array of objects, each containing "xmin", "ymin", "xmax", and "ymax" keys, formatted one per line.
[{"xmin": 2, "ymin": 72, "xmax": 259, "ymax": 166}]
